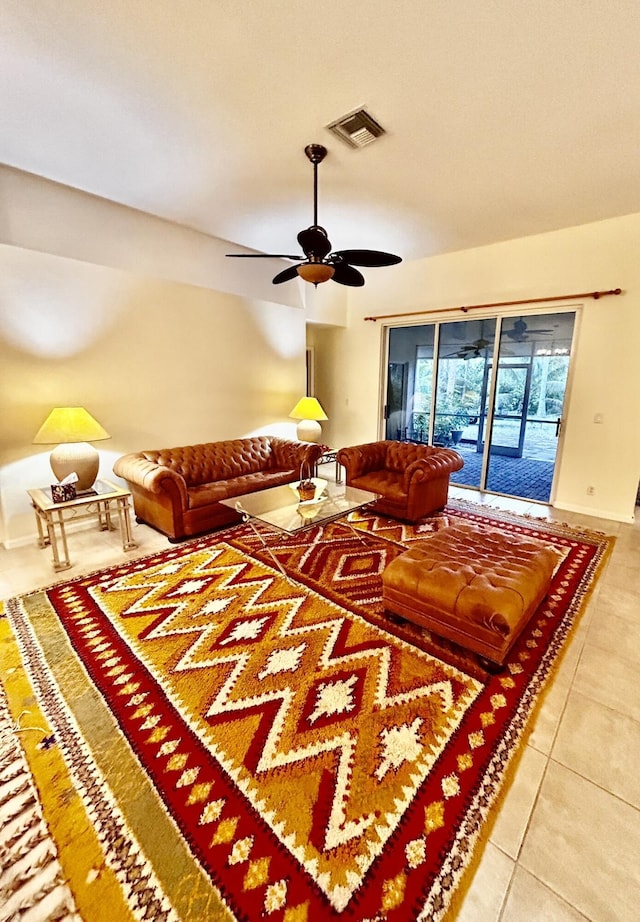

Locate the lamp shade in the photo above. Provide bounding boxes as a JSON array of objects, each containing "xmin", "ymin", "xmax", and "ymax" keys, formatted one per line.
[
  {"xmin": 289, "ymin": 397, "xmax": 328, "ymax": 422},
  {"xmin": 34, "ymin": 407, "xmax": 110, "ymax": 493},
  {"xmin": 33, "ymin": 407, "xmax": 110, "ymax": 444},
  {"xmin": 289, "ymin": 396, "xmax": 328, "ymax": 443}
]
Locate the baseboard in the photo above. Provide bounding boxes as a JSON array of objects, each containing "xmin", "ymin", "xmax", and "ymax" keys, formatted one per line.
[
  {"xmin": 552, "ymin": 500, "xmax": 635, "ymax": 524},
  {"xmin": 2, "ymin": 517, "xmax": 113, "ymax": 551},
  {"xmin": 2, "ymin": 534, "xmax": 35, "ymax": 550}
]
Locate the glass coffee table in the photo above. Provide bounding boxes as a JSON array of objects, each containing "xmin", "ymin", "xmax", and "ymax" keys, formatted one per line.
[{"xmin": 220, "ymin": 478, "xmax": 379, "ymax": 574}]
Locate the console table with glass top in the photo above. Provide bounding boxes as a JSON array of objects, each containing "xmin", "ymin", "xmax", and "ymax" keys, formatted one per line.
[
  {"xmin": 220, "ymin": 478, "xmax": 379, "ymax": 574},
  {"xmin": 27, "ymin": 479, "xmax": 138, "ymax": 571}
]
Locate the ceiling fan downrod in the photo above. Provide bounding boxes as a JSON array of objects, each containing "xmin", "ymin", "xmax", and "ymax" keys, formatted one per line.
[{"xmin": 304, "ymin": 144, "xmax": 327, "ymax": 229}]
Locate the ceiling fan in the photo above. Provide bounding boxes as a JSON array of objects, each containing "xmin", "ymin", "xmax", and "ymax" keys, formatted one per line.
[
  {"xmin": 225, "ymin": 144, "xmax": 402, "ymax": 287},
  {"xmin": 505, "ymin": 317, "xmax": 555, "ymax": 342}
]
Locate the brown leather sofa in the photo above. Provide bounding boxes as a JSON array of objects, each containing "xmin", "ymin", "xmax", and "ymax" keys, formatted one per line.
[
  {"xmin": 113, "ymin": 436, "xmax": 326, "ymax": 540},
  {"xmin": 337, "ymin": 440, "xmax": 464, "ymax": 523}
]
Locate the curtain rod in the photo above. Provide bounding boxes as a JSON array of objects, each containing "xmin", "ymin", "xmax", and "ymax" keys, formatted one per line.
[{"xmin": 363, "ymin": 288, "xmax": 622, "ymax": 322}]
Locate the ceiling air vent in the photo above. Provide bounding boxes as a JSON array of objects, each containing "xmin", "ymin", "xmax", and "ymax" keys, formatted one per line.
[{"xmin": 326, "ymin": 108, "xmax": 386, "ymax": 149}]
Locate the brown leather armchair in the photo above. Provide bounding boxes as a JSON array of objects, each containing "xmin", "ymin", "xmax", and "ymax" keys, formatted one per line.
[{"xmin": 337, "ymin": 440, "xmax": 464, "ymax": 523}]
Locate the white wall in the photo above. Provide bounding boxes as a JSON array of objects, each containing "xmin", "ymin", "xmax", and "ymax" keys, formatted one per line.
[
  {"xmin": 0, "ymin": 169, "xmax": 309, "ymax": 545},
  {"xmin": 315, "ymin": 213, "xmax": 640, "ymax": 523},
  {"xmin": 1, "ymin": 165, "xmax": 305, "ymax": 309}
]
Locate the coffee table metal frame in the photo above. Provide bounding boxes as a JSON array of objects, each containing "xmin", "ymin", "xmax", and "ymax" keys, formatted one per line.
[
  {"xmin": 27, "ymin": 479, "xmax": 138, "ymax": 572},
  {"xmin": 220, "ymin": 479, "xmax": 379, "ymax": 575},
  {"xmin": 314, "ymin": 448, "xmax": 343, "ymax": 484}
]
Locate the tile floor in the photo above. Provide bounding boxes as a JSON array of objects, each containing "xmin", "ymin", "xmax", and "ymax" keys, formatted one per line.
[{"xmin": 1, "ymin": 485, "xmax": 638, "ymax": 922}]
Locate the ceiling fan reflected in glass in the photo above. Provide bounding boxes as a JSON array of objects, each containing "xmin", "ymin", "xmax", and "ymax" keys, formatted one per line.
[
  {"xmin": 504, "ymin": 317, "xmax": 555, "ymax": 342},
  {"xmin": 225, "ymin": 144, "xmax": 402, "ymax": 287},
  {"xmin": 443, "ymin": 319, "xmax": 500, "ymax": 359},
  {"xmin": 444, "ymin": 337, "xmax": 492, "ymax": 359}
]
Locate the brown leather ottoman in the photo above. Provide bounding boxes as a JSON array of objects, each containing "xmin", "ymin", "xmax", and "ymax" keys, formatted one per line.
[{"xmin": 382, "ymin": 522, "xmax": 560, "ymax": 666}]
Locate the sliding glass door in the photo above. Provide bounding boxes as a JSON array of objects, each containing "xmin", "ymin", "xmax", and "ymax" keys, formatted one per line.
[
  {"xmin": 384, "ymin": 311, "xmax": 576, "ymax": 503},
  {"xmin": 384, "ymin": 325, "xmax": 435, "ymax": 442},
  {"xmin": 484, "ymin": 313, "xmax": 576, "ymax": 499}
]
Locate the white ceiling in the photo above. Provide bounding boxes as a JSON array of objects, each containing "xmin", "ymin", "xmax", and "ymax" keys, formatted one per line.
[{"xmin": 3, "ymin": 0, "xmax": 640, "ymax": 269}]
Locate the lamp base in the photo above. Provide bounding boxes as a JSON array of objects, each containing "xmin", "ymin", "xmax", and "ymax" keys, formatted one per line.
[
  {"xmin": 50, "ymin": 442, "xmax": 100, "ymax": 492},
  {"xmin": 296, "ymin": 419, "xmax": 322, "ymax": 443}
]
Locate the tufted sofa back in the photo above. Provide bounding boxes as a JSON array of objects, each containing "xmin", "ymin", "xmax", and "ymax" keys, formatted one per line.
[
  {"xmin": 139, "ymin": 437, "xmax": 278, "ymax": 487},
  {"xmin": 385, "ymin": 440, "xmax": 438, "ymax": 473}
]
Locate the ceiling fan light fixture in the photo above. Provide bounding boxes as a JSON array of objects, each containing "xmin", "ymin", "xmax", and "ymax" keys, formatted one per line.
[{"xmin": 297, "ymin": 263, "xmax": 335, "ymax": 285}]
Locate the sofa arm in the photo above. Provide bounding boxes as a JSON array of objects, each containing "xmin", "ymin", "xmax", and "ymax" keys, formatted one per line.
[
  {"xmin": 269, "ymin": 438, "xmax": 326, "ymax": 473},
  {"xmin": 337, "ymin": 442, "xmax": 388, "ymax": 479},
  {"xmin": 113, "ymin": 453, "xmax": 189, "ymax": 506},
  {"xmin": 403, "ymin": 449, "xmax": 464, "ymax": 493}
]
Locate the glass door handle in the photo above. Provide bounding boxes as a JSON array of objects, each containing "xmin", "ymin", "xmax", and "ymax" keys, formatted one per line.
[{"xmin": 555, "ymin": 417, "xmax": 563, "ymax": 437}]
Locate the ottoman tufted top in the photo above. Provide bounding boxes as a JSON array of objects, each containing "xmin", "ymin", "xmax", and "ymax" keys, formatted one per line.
[{"xmin": 382, "ymin": 521, "xmax": 560, "ymax": 652}]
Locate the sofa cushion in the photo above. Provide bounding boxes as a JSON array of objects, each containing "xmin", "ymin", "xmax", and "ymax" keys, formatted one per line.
[
  {"xmin": 351, "ymin": 470, "xmax": 406, "ymax": 502},
  {"xmin": 187, "ymin": 470, "xmax": 296, "ymax": 509}
]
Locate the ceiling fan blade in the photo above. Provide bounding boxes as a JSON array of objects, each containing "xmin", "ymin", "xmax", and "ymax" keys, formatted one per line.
[
  {"xmin": 332, "ymin": 248, "xmax": 402, "ymax": 267},
  {"xmin": 448, "ymin": 349, "xmax": 478, "ymax": 358},
  {"xmin": 331, "ymin": 262, "xmax": 365, "ymax": 287},
  {"xmin": 226, "ymin": 253, "xmax": 304, "ymax": 260},
  {"xmin": 297, "ymin": 226, "xmax": 332, "ymax": 259},
  {"xmin": 272, "ymin": 265, "xmax": 302, "ymax": 285}
]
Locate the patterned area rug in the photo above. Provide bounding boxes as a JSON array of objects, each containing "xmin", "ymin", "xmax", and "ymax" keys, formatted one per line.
[{"xmin": 0, "ymin": 500, "xmax": 613, "ymax": 921}]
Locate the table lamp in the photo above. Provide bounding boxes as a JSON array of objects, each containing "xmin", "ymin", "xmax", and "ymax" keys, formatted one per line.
[
  {"xmin": 289, "ymin": 396, "xmax": 328, "ymax": 443},
  {"xmin": 33, "ymin": 407, "xmax": 110, "ymax": 493}
]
